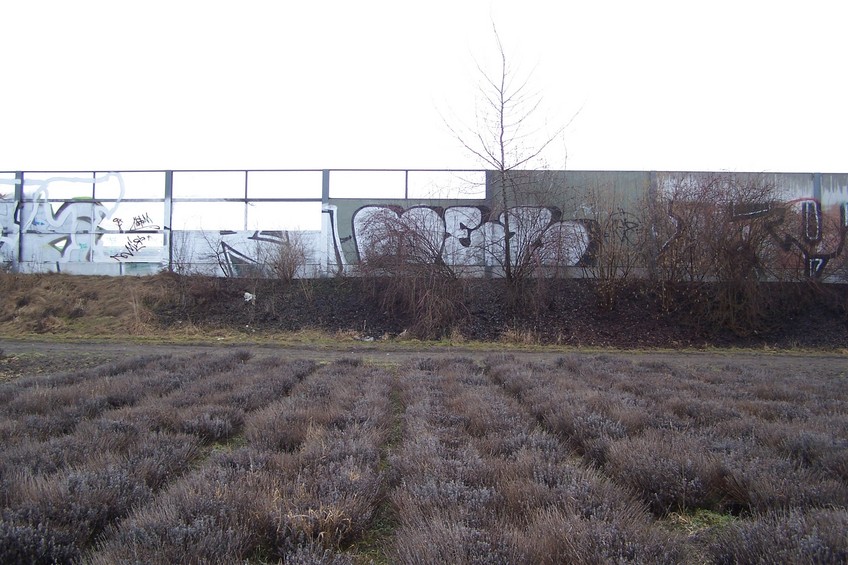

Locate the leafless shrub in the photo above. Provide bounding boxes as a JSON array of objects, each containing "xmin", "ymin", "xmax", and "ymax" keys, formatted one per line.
[
  {"xmin": 168, "ymin": 230, "xmax": 198, "ymax": 277},
  {"xmin": 196, "ymin": 229, "xmax": 234, "ymax": 277},
  {"xmin": 580, "ymin": 183, "xmax": 648, "ymax": 309},
  {"xmin": 356, "ymin": 206, "xmax": 468, "ymax": 339},
  {"xmin": 259, "ymin": 230, "xmax": 311, "ymax": 283},
  {"xmin": 651, "ymin": 173, "xmax": 790, "ymax": 335}
]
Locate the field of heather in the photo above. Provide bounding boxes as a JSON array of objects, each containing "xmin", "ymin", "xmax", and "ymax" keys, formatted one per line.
[{"xmin": 0, "ymin": 350, "xmax": 846, "ymax": 564}]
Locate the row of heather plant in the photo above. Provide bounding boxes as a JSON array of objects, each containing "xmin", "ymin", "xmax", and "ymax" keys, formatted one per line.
[{"xmin": 486, "ymin": 353, "xmax": 848, "ymax": 562}]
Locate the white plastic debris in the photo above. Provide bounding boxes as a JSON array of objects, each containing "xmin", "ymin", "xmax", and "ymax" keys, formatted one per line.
[{"xmin": 244, "ymin": 292, "xmax": 256, "ymax": 303}]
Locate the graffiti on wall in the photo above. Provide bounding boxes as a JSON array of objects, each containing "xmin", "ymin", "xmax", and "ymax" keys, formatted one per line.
[
  {"xmin": 0, "ymin": 173, "xmax": 174, "ymax": 271},
  {"xmin": 656, "ymin": 172, "xmax": 848, "ymax": 280},
  {"xmin": 0, "ymin": 179, "xmax": 17, "ymax": 264},
  {"xmin": 759, "ymin": 199, "xmax": 847, "ymax": 278},
  {"xmin": 170, "ymin": 229, "xmax": 321, "ymax": 278},
  {"xmin": 351, "ymin": 204, "xmax": 596, "ymax": 269},
  {"xmin": 661, "ymin": 196, "xmax": 848, "ymax": 279},
  {"xmin": 2, "ymin": 170, "xmax": 847, "ymax": 280}
]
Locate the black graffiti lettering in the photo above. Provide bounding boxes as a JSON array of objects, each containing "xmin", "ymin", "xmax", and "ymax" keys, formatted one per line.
[
  {"xmin": 131, "ymin": 212, "xmax": 159, "ymax": 231},
  {"xmin": 111, "ymin": 235, "xmax": 150, "ymax": 262}
]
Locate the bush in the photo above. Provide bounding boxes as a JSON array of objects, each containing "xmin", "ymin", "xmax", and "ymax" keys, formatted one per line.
[
  {"xmin": 90, "ymin": 466, "xmax": 271, "ymax": 565},
  {"xmin": 356, "ymin": 207, "xmax": 468, "ymax": 339},
  {"xmin": 511, "ymin": 506, "xmax": 688, "ymax": 565},
  {"xmin": 2, "ymin": 466, "xmax": 152, "ymax": 562},
  {"xmin": 0, "ymin": 520, "xmax": 78, "ymax": 565},
  {"xmin": 604, "ymin": 430, "xmax": 724, "ymax": 515},
  {"xmin": 708, "ymin": 508, "xmax": 848, "ymax": 565},
  {"xmin": 650, "ymin": 173, "xmax": 792, "ymax": 335},
  {"xmin": 719, "ymin": 453, "xmax": 848, "ymax": 513},
  {"xmin": 179, "ymin": 404, "xmax": 245, "ymax": 443}
]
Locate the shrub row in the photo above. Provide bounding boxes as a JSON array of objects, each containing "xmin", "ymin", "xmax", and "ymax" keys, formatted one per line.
[
  {"xmin": 486, "ymin": 354, "xmax": 848, "ymax": 562},
  {"xmin": 0, "ymin": 352, "xmax": 318, "ymax": 564},
  {"xmin": 390, "ymin": 358, "xmax": 687, "ymax": 564},
  {"xmin": 88, "ymin": 359, "xmax": 394, "ymax": 564},
  {"xmin": 3, "ymin": 350, "xmax": 845, "ymax": 563}
]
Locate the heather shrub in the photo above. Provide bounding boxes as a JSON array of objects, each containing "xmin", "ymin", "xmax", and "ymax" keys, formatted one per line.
[
  {"xmin": 88, "ymin": 354, "xmax": 170, "ymax": 379},
  {"xmin": 245, "ymin": 402, "xmax": 322, "ymax": 452},
  {"xmin": 0, "ymin": 418, "xmax": 19, "ymax": 447},
  {"xmin": 737, "ymin": 398, "xmax": 811, "ymax": 422},
  {"xmin": 820, "ymin": 448, "xmax": 848, "ymax": 482},
  {"xmin": 2, "ymin": 466, "xmax": 152, "ymax": 563},
  {"xmin": 225, "ymin": 360, "xmax": 315, "ymax": 412},
  {"xmin": 90, "ymin": 466, "xmax": 271, "ymax": 565},
  {"xmin": 0, "ymin": 419, "xmax": 142, "ymax": 476},
  {"xmin": 270, "ymin": 457, "xmax": 384, "ymax": 554},
  {"xmin": 274, "ymin": 505, "xmax": 357, "ymax": 555},
  {"xmin": 7, "ymin": 385, "xmax": 89, "ymax": 418},
  {"xmin": 662, "ymin": 397, "xmax": 741, "ymax": 427},
  {"xmin": 178, "ymin": 404, "xmax": 245, "ymax": 443},
  {"xmin": 123, "ymin": 431, "xmax": 200, "ymax": 490},
  {"xmin": 754, "ymin": 422, "xmax": 844, "ymax": 474},
  {"xmin": 24, "ymin": 410, "xmax": 87, "ymax": 440},
  {"xmin": 604, "ymin": 430, "xmax": 724, "ymax": 515},
  {"xmin": 392, "ymin": 518, "xmax": 514, "ymax": 565},
  {"xmin": 533, "ymin": 463, "xmax": 648, "ymax": 523},
  {"xmin": 283, "ymin": 543, "xmax": 354, "ymax": 565},
  {"xmin": 720, "ymin": 453, "xmax": 848, "ymax": 512},
  {"xmin": 707, "ymin": 508, "xmax": 848, "ymax": 565},
  {"xmin": 392, "ymin": 480, "xmax": 494, "ymax": 529},
  {"xmin": 0, "ymin": 520, "xmax": 79, "ymax": 565},
  {"xmin": 333, "ymin": 356, "xmax": 363, "ymax": 368},
  {"xmin": 510, "ymin": 506, "xmax": 688, "ymax": 565},
  {"xmin": 0, "ymin": 384, "xmax": 23, "ymax": 409},
  {"xmin": 210, "ymin": 446, "xmax": 276, "ymax": 472},
  {"xmin": 104, "ymin": 404, "xmax": 179, "ymax": 435},
  {"xmin": 393, "ymin": 359, "xmax": 673, "ymax": 564},
  {"xmin": 543, "ymin": 407, "xmax": 625, "ymax": 466}
]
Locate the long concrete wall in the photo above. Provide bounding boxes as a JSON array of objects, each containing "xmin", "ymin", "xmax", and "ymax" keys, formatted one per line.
[{"xmin": 1, "ymin": 170, "xmax": 846, "ymax": 280}]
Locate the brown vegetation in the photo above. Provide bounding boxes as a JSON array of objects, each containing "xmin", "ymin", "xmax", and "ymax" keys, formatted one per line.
[
  {"xmin": 5, "ymin": 270, "xmax": 846, "ymax": 350},
  {"xmin": 0, "ymin": 351, "xmax": 845, "ymax": 563}
]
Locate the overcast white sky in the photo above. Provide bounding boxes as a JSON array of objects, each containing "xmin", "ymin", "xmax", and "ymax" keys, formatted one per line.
[{"xmin": 2, "ymin": 0, "xmax": 846, "ymax": 174}]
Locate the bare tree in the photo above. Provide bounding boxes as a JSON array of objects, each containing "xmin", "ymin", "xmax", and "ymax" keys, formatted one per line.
[{"xmin": 445, "ymin": 24, "xmax": 574, "ymax": 298}]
